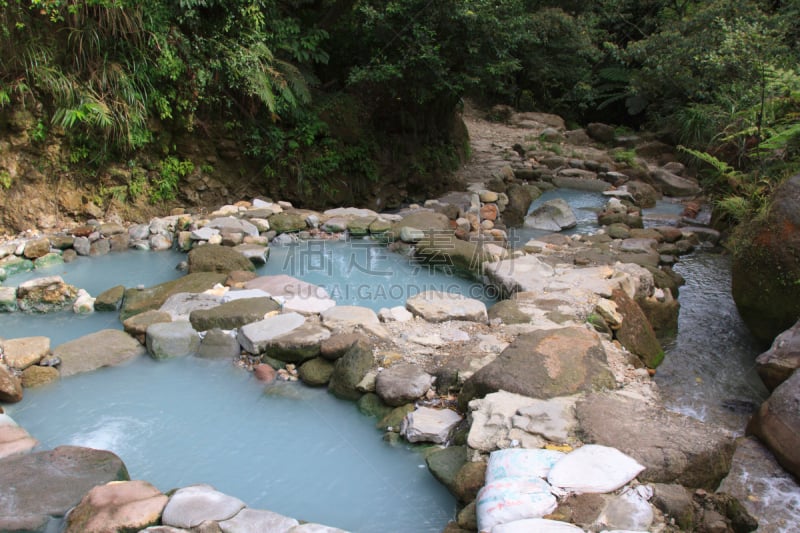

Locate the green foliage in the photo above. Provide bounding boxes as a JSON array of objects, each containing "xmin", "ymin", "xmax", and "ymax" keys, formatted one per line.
[
  {"xmin": 0, "ymin": 169, "xmax": 12, "ymax": 189},
  {"xmin": 152, "ymin": 156, "xmax": 193, "ymax": 203},
  {"xmin": 30, "ymin": 119, "xmax": 47, "ymax": 143},
  {"xmin": 613, "ymin": 148, "xmax": 637, "ymax": 166}
]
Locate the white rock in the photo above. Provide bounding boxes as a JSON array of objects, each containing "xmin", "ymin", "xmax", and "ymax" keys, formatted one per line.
[
  {"xmin": 468, "ymin": 391, "xmax": 547, "ymax": 451},
  {"xmin": 159, "ymin": 292, "xmax": 223, "ymax": 321},
  {"xmin": 511, "ymin": 396, "xmax": 579, "ymax": 442},
  {"xmin": 320, "ymin": 306, "xmax": 380, "ymax": 331},
  {"xmin": 191, "ymin": 227, "xmax": 219, "ymax": 241},
  {"xmin": 72, "ymin": 289, "xmax": 95, "ymax": 314},
  {"xmin": 161, "ymin": 484, "xmax": 245, "ymax": 528},
  {"xmin": 378, "ymin": 306, "xmax": 414, "ymax": 322},
  {"xmin": 218, "ymin": 507, "xmax": 299, "ymax": 533},
  {"xmin": 401, "ymin": 406, "xmax": 463, "ymax": 444},
  {"xmin": 406, "ymin": 291, "xmax": 487, "ymax": 323}
]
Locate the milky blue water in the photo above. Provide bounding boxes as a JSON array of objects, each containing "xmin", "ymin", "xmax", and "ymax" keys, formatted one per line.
[
  {"xmin": 10, "ymin": 356, "xmax": 454, "ymax": 532},
  {"xmin": 2, "ymin": 243, "xmax": 460, "ymax": 532}
]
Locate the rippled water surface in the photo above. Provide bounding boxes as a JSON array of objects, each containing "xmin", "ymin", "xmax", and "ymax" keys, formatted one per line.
[{"xmin": 656, "ymin": 252, "xmax": 768, "ymax": 431}]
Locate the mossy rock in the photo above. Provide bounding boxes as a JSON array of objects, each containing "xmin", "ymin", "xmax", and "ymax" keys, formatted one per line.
[
  {"xmin": 269, "ymin": 212, "xmax": 307, "ymax": 233},
  {"xmin": 119, "ymin": 272, "xmax": 227, "ymax": 321},
  {"xmin": 187, "ymin": 244, "xmax": 254, "ymax": 274}
]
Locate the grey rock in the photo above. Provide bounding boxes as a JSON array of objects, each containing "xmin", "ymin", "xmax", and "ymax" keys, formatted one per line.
[
  {"xmin": 233, "ymin": 244, "xmax": 270, "ymax": 265},
  {"xmin": 0, "ymin": 446, "xmax": 129, "ymax": 532},
  {"xmin": 401, "ymin": 406, "xmax": 463, "ymax": 444},
  {"xmin": 120, "ymin": 272, "xmax": 227, "ymax": 321},
  {"xmin": 650, "ymin": 168, "xmax": 701, "ymax": 197},
  {"xmin": 576, "ymin": 392, "xmax": 736, "ymax": 489},
  {"xmin": 328, "ymin": 337, "xmax": 374, "ymax": 400},
  {"xmin": 190, "ymin": 297, "xmax": 280, "ymax": 331},
  {"xmin": 756, "ymin": 318, "xmax": 800, "ymax": 390},
  {"xmin": 161, "ymin": 484, "xmax": 246, "ymax": 529},
  {"xmin": 425, "ymin": 446, "xmax": 467, "ymax": 496},
  {"xmin": 146, "ymin": 321, "xmax": 200, "ymax": 359},
  {"xmin": 54, "ymin": 329, "xmax": 145, "ymax": 377},
  {"xmin": 73, "ymin": 236, "xmax": 91, "ymax": 255},
  {"xmin": 459, "ymin": 327, "xmax": 615, "ymax": 409},
  {"xmin": 207, "ymin": 217, "xmax": 259, "ymax": 237},
  {"xmin": 197, "ymin": 329, "xmax": 241, "ymax": 359},
  {"xmin": 375, "ymin": 363, "xmax": 433, "ymax": 406},
  {"xmin": 188, "ymin": 244, "xmax": 254, "ymax": 274},
  {"xmin": 264, "ymin": 322, "xmax": 331, "ymax": 363},
  {"xmin": 237, "ymin": 312, "xmax": 306, "ymax": 354},
  {"xmin": 747, "ymin": 370, "xmax": 800, "ymax": 479},
  {"xmin": 524, "ymin": 198, "xmax": 577, "ymax": 231},
  {"xmin": 160, "ymin": 292, "xmax": 223, "ymax": 321}
]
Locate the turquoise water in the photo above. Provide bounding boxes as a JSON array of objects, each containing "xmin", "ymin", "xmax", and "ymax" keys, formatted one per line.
[
  {"xmin": 10, "ymin": 356, "xmax": 455, "ymax": 532},
  {"xmin": 2, "ymin": 242, "xmax": 464, "ymax": 532}
]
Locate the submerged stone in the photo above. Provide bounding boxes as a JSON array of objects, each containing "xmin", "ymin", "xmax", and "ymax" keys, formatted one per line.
[
  {"xmin": 146, "ymin": 321, "xmax": 200, "ymax": 359},
  {"xmin": 54, "ymin": 329, "xmax": 146, "ymax": 377},
  {"xmin": 0, "ymin": 446, "xmax": 130, "ymax": 532}
]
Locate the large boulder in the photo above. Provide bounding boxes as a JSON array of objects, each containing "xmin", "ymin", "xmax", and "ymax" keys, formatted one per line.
[
  {"xmin": 64, "ymin": 480, "xmax": 168, "ymax": 533},
  {"xmin": 502, "ymin": 183, "xmax": 535, "ymax": 227},
  {"xmin": 16, "ymin": 275, "xmax": 79, "ymax": 312},
  {"xmin": 576, "ymin": 392, "xmax": 736, "ymax": 489},
  {"xmin": 415, "ymin": 234, "xmax": 492, "ymax": 276},
  {"xmin": 391, "ymin": 211, "xmax": 451, "ymax": 241},
  {"xmin": 237, "ymin": 312, "xmax": 306, "ymax": 354},
  {"xmin": 263, "ymin": 321, "xmax": 331, "ymax": 363},
  {"xmin": 189, "ymin": 297, "xmax": 280, "ymax": 331},
  {"xmin": 405, "ymin": 291, "xmax": 487, "ymax": 323},
  {"xmin": 401, "ymin": 406, "xmax": 463, "ymax": 444},
  {"xmin": 524, "ymin": 198, "xmax": 577, "ymax": 231},
  {"xmin": 161, "ymin": 484, "xmax": 245, "ymax": 529},
  {"xmin": 328, "ymin": 337, "xmax": 374, "ymax": 400},
  {"xmin": 0, "ymin": 446, "xmax": 129, "ymax": 532},
  {"xmin": 54, "ymin": 329, "xmax": 145, "ymax": 377},
  {"xmin": 650, "ymin": 168, "xmax": 701, "ymax": 197},
  {"xmin": 459, "ymin": 327, "xmax": 615, "ymax": 410},
  {"xmin": 187, "ymin": 244, "xmax": 255, "ymax": 274},
  {"xmin": 732, "ymin": 175, "xmax": 800, "ymax": 343},
  {"xmin": 756, "ymin": 319, "xmax": 800, "ymax": 391},
  {"xmin": 120, "ymin": 272, "xmax": 227, "ymax": 321},
  {"xmin": 746, "ymin": 370, "xmax": 800, "ymax": 479},
  {"xmin": 375, "ymin": 363, "xmax": 433, "ymax": 406},
  {"xmin": 610, "ymin": 289, "xmax": 664, "ymax": 368},
  {"xmin": 146, "ymin": 321, "xmax": 200, "ymax": 359},
  {"xmin": 1, "ymin": 336, "xmax": 49, "ymax": 370},
  {"xmin": 268, "ymin": 212, "xmax": 308, "ymax": 233}
]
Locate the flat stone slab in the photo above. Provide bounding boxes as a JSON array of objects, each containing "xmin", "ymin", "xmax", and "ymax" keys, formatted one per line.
[
  {"xmin": 120, "ymin": 272, "xmax": 227, "ymax": 321},
  {"xmin": 0, "ymin": 446, "xmax": 129, "ymax": 532},
  {"xmin": 375, "ymin": 363, "xmax": 433, "ymax": 406},
  {"xmin": 264, "ymin": 322, "xmax": 332, "ymax": 363},
  {"xmin": 54, "ymin": 329, "xmax": 146, "ymax": 377},
  {"xmin": 401, "ymin": 406, "xmax": 463, "ymax": 444},
  {"xmin": 576, "ymin": 392, "xmax": 736, "ymax": 489},
  {"xmin": 1, "ymin": 336, "xmax": 49, "ymax": 370},
  {"xmin": 218, "ymin": 507, "xmax": 299, "ymax": 532},
  {"xmin": 146, "ymin": 321, "xmax": 200, "ymax": 359},
  {"xmin": 159, "ymin": 292, "xmax": 223, "ymax": 321},
  {"xmin": 233, "ymin": 243, "xmax": 270, "ymax": 265},
  {"xmin": 525, "ymin": 198, "xmax": 577, "ymax": 231},
  {"xmin": 237, "ymin": 312, "xmax": 306, "ymax": 354},
  {"xmin": 324, "ymin": 207, "xmax": 379, "ymax": 218},
  {"xmin": 406, "ymin": 291, "xmax": 488, "ymax": 323},
  {"xmin": 244, "ymin": 275, "xmax": 335, "ymax": 314},
  {"xmin": 64, "ymin": 480, "xmax": 168, "ymax": 533},
  {"xmin": 161, "ymin": 484, "xmax": 245, "ymax": 529},
  {"xmin": 189, "ymin": 297, "xmax": 280, "ymax": 331},
  {"xmin": 206, "ymin": 216, "xmax": 259, "ymax": 237},
  {"xmin": 320, "ymin": 305, "xmax": 380, "ymax": 331},
  {"xmin": 459, "ymin": 327, "xmax": 615, "ymax": 409}
]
